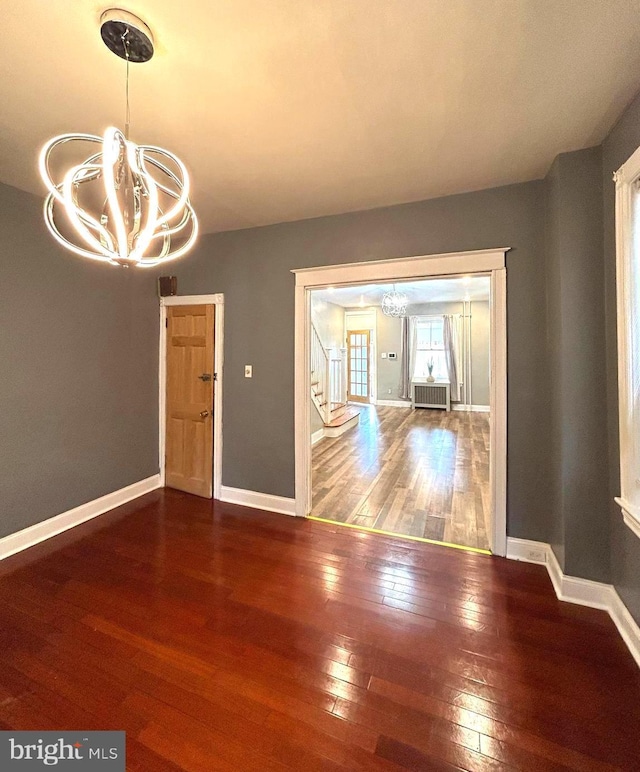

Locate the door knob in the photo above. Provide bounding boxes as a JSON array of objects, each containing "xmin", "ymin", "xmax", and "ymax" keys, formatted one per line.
[{"xmin": 199, "ymin": 410, "xmax": 210, "ymax": 418}]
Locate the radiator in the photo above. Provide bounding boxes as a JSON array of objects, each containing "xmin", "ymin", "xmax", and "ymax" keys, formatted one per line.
[{"xmin": 412, "ymin": 381, "xmax": 450, "ymax": 411}]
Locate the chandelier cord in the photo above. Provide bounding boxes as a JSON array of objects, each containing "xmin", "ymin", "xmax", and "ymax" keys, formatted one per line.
[{"xmin": 122, "ymin": 29, "xmax": 131, "ymax": 139}]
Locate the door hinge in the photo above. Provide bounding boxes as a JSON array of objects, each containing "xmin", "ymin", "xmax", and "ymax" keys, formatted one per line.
[
  {"xmin": 165, "ymin": 318, "xmax": 168, "ymax": 328},
  {"xmin": 213, "ymin": 373, "xmax": 218, "ymax": 382}
]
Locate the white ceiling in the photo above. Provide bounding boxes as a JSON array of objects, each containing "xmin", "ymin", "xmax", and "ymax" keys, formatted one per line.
[
  {"xmin": 312, "ymin": 276, "xmax": 490, "ymax": 307},
  {"xmin": 2, "ymin": 1, "xmax": 640, "ymax": 234}
]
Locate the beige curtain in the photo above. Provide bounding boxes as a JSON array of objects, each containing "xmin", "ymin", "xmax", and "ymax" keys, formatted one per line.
[
  {"xmin": 399, "ymin": 316, "xmax": 418, "ymax": 399},
  {"xmin": 443, "ymin": 315, "xmax": 460, "ymax": 401},
  {"xmin": 399, "ymin": 316, "xmax": 410, "ymax": 399}
]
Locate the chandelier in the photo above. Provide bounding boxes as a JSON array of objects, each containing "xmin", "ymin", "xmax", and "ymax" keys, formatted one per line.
[
  {"xmin": 39, "ymin": 10, "xmax": 198, "ymax": 267},
  {"xmin": 381, "ymin": 285, "xmax": 408, "ymax": 317}
]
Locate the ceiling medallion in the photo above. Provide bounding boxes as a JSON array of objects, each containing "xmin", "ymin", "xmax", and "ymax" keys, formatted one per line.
[
  {"xmin": 39, "ymin": 9, "xmax": 198, "ymax": 267},
  {"xmin": 381, "ymin": 286, "xmax": 408, "ymax": 317}
]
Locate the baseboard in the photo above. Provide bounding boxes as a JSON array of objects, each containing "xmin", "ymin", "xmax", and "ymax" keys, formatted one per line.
[
  {"xmin": 506, "ymin": 537, "xmax": 640, "ymax": 668},
  {"xmin": 373, "ymin": 399, "xmax": 411, "ymax": 408},
  {"xmin": 545, "ymin": 547, "xmax": 616, "ymax": 611},
  {"xmin": 610, "ymin": 590, "xmax": 640, "ymax": 669},
  {"xmin": 505, "ymin": 536, "xmax": 548, "ymax": 564},
  {"xmin": 219, "ymin": 486, "xmax": 297, "ymax": 517},
  {"xmin": 311, "ymin": 429, "xmax": 325, "ymax": 445},
  {"xmin": 0, "ymin": 475, "xmax": 161, "ymax": 561},
  {"xmin": 451, "ymin": 404, "xmax": 490, "ymax": 413}
]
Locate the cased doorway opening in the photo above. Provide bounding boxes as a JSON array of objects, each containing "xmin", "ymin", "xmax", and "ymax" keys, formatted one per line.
[
  {"xmin": 293, "ymin": 249, "xmax": 507, "ymax": 557},
  {"xmin": 308, "ymin": 275, "xmax": 491, "ymax": 553}
]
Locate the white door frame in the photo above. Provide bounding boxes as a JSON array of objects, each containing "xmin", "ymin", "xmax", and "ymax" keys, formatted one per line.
[
  {"xmin": 159, "ymin": 294, "xmax": 224, "ymax": 499},
  {"xmin": 344, "ymin": 309, "xmax": 377, "ymax": 403},
  {"xmin": 292, "ymin": 248, "xmax": 509, "ymax": 556}
]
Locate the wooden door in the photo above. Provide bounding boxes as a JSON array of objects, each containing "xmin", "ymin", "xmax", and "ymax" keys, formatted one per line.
[
  {"xmin": 165, "ymin": 305, "xmax": 214, "ymax": 497},
  {"xmin": 347, "ymin": 329, "xmax": 370, "ymax": 403}
]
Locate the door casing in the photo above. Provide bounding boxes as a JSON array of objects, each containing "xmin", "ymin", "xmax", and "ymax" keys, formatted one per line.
[
  {"xmin": 292, "ymin": 248, "xmax": 508, "ymax": 556},
  {"xmin": 159, "ymin": 294, "xmax": 224, "ymax": 499}
]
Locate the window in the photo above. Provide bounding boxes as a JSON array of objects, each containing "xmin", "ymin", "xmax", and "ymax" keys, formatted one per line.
[
  {"xmin": 614, "ymin": 147, "xmax": 640, "ymax": 540},
  {"xmin": 413, "ymin": 317, "xmax": 448, "ymax": 380}
]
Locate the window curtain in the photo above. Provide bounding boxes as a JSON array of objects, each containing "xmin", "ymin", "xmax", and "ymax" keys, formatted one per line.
[
  {"xmin": 399, "ymin": 316, "xmax": 418, "ymax": 399},
  {"xmin": 443, "ymin": 315, "xmax": 461, "ymax": 401}
]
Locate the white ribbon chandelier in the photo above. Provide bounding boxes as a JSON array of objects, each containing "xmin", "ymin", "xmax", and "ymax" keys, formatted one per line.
[
  {"xmin": 39, "ymin": 10, "xmax": 198, "ymax": 267},
  {"xmin": 381, "ymin": 285, "xmax": 408, "ymax": 317}
]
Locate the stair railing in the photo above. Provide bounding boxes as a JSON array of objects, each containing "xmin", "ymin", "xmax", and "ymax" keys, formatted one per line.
[
  {"xmin": 329, "ymin": 347, "xmax": 348, "ymax": 407},
  {"xmin": 311, "ymin": 322, "xmax": 331, "ymax": 423},
  {"xmin": 339, "ymin": 347, "xmax": 347, "ymax": 406}
]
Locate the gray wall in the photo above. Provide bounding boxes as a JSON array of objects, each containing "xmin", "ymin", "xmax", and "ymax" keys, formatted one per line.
[
  {"xmin": 471, "ymin": 302, "xmax": 490, "ymax": 407},
  {"xmin": 169, "ymin": 180, "xmax": 550, "ymax": 542},
  {"xmin": 310, "ymin": 400, "xmax": 324, "ymax": 435},
  {"xmin": 310, "ymin": 296, "xmax": 344, "ymax": 351},
  {"xmin": 602, "ymin": 90, "xmax": 640, "ymax": 620},
  {"xmin": 545, "ymin": 156, "xmax": 565, "ymax": 568},
  {"xmin": 0, "ymin": 181, "xmax": 159, "ymax": 539},
  {"xmin": 374, "ymin": 308, "xmax": 402, "ymax": 400},
  {"xmin": 544, "ymin": 148, "xmax": 610, "ymax": 582}
]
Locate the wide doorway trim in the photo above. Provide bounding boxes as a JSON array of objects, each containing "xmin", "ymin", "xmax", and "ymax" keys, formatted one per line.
[
  {"xmin": 292, "ymin": 248, "xmax": 508, "ymax": 556},
  {"xmin": 159, "ymin": 294, "xmax": 225, "ymax": 500}
]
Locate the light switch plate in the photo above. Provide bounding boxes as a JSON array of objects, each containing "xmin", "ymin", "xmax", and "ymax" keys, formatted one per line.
[
  {"xmin": 381, "ymin": 353, "xmax": 387, "ymax": 359},
  {"xmin": 244, "ymin": 365, "xmax": 252, "ymax": 378}
]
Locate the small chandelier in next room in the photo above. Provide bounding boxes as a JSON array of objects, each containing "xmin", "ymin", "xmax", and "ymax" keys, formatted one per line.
[
  {"xmin": 381, "ymin": 285, "xmax": 408, "ymax": 317},
  {"xmin": 38, "ymin": 10, "xmax": 198, "ymax": 267}
]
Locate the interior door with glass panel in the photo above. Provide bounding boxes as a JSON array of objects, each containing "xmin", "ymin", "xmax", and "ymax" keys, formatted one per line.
[{"xmin": 347, "ymin": 330, "xmax": 370, "ymax": 403}]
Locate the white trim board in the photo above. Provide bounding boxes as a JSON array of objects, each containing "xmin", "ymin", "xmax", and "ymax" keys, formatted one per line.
[
  {"xmin": 616, "ymin": 496, "xmax": 640, "ymax": 541},
  {"xmin": 506, "ymin": 537, "xmax": 640, "ymax": 669},
  {"xmin": 292, "ymin": 248, "xmax": 510, "ymax": 280},
  {"xmin": 311, "ymin": 429, "xmax": 325, "ymax": 445},
  {"xmin": 373, "ymin": 399, "xmax": 411, "ymax": 408},
  {"xmin": 219, "ymin": 486, "xmax": 296, "ymax": 516},
  {"xmin": 293, "ymin": 248, "xmax": 509, "ymax": 557},
  {"xmin": 161, "ymin": 295, "xmax": 224, "ymax": 306},
  {"xmin": 614, "ymin": 148, "xmax": 640, "ymax": 542},
  {"xmin": 159, "ymin": 294, "xmax": 224, "ymax": 499},
  {"xmin": 452, "ymin": 404, "xmax": 490, "ymax": 413},
  {"xmin": 0, "ymin": 475, "xmax": 161, "ymax": 561}
]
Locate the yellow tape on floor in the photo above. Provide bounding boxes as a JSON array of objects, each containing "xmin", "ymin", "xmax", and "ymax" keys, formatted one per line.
[{"xmin": 307, "ymin": 515, "xmax": 491, "ymax": 555}]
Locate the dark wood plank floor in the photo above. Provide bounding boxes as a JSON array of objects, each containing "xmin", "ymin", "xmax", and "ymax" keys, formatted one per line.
[
  {"xmin": 0, "ymin": 489, "xmax": 638, "ymax": 771},
  {"xmin": 313, "ymin": 406, "xmax": 490, "ymax": 550}
]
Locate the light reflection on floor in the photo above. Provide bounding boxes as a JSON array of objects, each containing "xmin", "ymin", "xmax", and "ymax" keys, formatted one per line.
[{"xmin": 312, "ymin": 404, "xmax": 490, "ymax": 551}]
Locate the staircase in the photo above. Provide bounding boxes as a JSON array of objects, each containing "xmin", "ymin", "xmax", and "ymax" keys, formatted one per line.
[
  {"xmin": 311, "ymin": 321, "xmax": 360, "ymax": 439},
  {"xmin": 311, "ymin": 321, "xmax": 360, "ymax": 437},
  {"xmin": 310, "ymin": 322, "xmax": 346, "ymax": 424}
]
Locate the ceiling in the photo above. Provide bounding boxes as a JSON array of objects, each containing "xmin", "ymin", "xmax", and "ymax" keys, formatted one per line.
[
  {"xmin": 312, "ymin": 276, "xmax": 490, "ymax": 307},
  {"xmin": 2, "ymin": 1, "xmax": 640, "ymax": 235}
]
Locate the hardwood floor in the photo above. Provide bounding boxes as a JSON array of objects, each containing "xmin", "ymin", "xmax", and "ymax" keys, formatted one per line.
[
  {"xmin": 0, "ymin": 489, "xmax": 638, "ymax": 771},
  {"xmin": 313, "ymin": 406, "xmax": 490, "ymax": 550}
]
